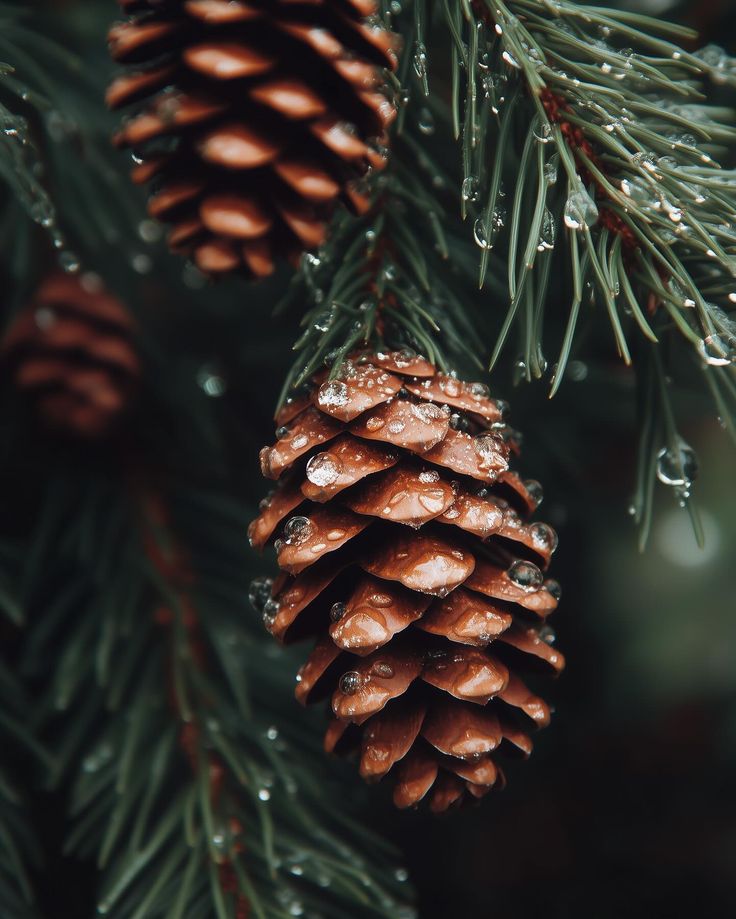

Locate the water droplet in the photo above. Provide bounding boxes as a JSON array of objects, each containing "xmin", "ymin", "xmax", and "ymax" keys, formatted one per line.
[
  {"xmin": 131, "ymin": 252, "xmax": 153, "ymax": 274},
  {"xmin": 318, "ymin": 380, "xmax": 349, "ymax": 408},
  {"xmin": 694, "ymin": 43, "xmax": 732, "ymax": 84},
  {"xmin": 411, "ymin": 402, "xmax": 444, "ymax": 424},
  {"xmin": 249, "ymin": 576, "xmax": 274, "ymax": 613},
  {"xmin": 82, "ymin": 743, "xmax": 113, "ymax": 773},
  {"xmin": 370, "ymin": 661, "xmax": 395, "ymax": 679},
  {"xmin": 508, "ymin": 560, "xmax": 544, "ymax": 591},
  {"xmin": 136, "ymin": 217, "xmax": 161, "ymax": 244},
  {"xmin": 473, "ymin": 433, "xmax": 506, "ymax": 470},
  {"xmin": 567, "ymin": 360, "xmax": 588, "ymax": 381},
  {"xmin": 306, "ymin": 452, "xmax": 343, "ymax": 487},
  {"xmin": 419, "ymin": 469, "xmax": 440, "ymax": 484},
  {"xmin": 631, "ymin": 151, "xmax": 658, "ymax": 173},
  {"xmin": 413, "ymin": 40, "xmax": 428, "ymax": 83},
  {"xmin": 313, "ymin": 307, "xmax": 336, "ymax": 333},
  {"xmin": 473, "ymin": 208, "xmax": 505, "ymax": 250},
  {"xmin": 417, "ymin": 107, "xmax": 435, "ymax": 135},
  {"xmin": 564, "ymin": 182, "xmax": 598, "ymax": 231},
  {"xmin": 196, "ymin": 364, "xmax": 227, "ymax": 397},
  {"xmin": 537, "ymin": 207, "xmax": 556, "ymax": 252},
  {"xmin": 330, "ymin": 601, "xmax": 347, "ymax": 622},
  {"xmin": 394, "ymin": 867, "xmax": 409, "ymax": 882},
  {"xmin": 258, "ymin": 788, "xmax": 271, "ymax": 802},
  {"xmin": 534, "ymin": 121, "xmax": 553, "ymax": 144},
  {"xmin": 473, "ymin": 218, "xmax": 491, "ymax": 249},
  {"xmin": 58, "ymin": 251, "xmax": 80, "ymax": 273},
  {"xmin": 462, "ymin": 175, "xmax": 480, "ymax": 203},
  {"xmin": 698, "ymin": 334, "xmax": 733, "ymax": 366},
  {"xmin": 266, "ymin": 726, "xmax": 279, "ymax": 741},
  {"xmin": 656, "ymin": 439, "xmax": 698, "ymax": 487},
  {"xmin": 284, "ymin": 516, "xmax": 312, "ymax": 545},
  {"xmin": 34, "ymin": 307, "xmax": 56, "ymax": 332},
  {"xmin": 339, "ymin": 671, "xmax": 363, "ymax": 695},
  {"xmin": 262, "ymin": 597, "xmax": 280, "ymax": 628},
  {"xmin": 531, "ymin": 522, "xmax": 558, "ymax": 553},
  {"xmin": 467, "ymin": 382, "xmax": 488, "ymax": 400},
  {"xmin": 538, "ymin": 624, "xmax": 556, "ymax": 644},
  {"xmin": 544, "ymin": 155, "xmax": 559, "ymax": 186},
  {"xmin": 524, "ymin": 479, "xmax": 544, "ymax": 507}
]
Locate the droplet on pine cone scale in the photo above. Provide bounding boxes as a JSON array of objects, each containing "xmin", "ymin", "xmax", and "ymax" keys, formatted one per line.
[
  {"xmin": 339, "ymin": 671, "xmax": 363, "ymax": 695},
  {"xmin": 318, "ymin": 380, "xmax": 349, "ymax": 409},
  {"xmin": 524, "ymin": 479, "xmax": 544, "ymax": 507},
  {"xmin": 249, "ymin": 351, "xmax": 563, "ymax": 811},
  {"xmin": 473, "ymin": 433, "xmax": 507, "ymax": 471},
  {"xmin": 107, "ymin": 0, "xmax": 397, "ymax": 278},
  {"xmin": 508, "ymin": 560, "xmax": 544, "ymax": 591},
  {"xmin": 306, "ymin": 453, "xmax": 343, "ymax": 488},
  {"xmin": 531, "ymin": 522, "xmax": 558, "ymax": 553},
  {"xmin": 283, "ymin": 515, "xmax": 312, "ymax": 542}
]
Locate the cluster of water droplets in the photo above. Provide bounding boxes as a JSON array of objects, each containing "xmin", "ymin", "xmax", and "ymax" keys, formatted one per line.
[
  {"xmin": 694, "ymin": 43, "xmax": 736, "ymax": 86},
  {"xmin": 249, "ymin": 575, "xmax": 280, "ymax": 629},
  {"xmin": 2, "ymin": 105, "xmax": 81, "ymax": 273}
]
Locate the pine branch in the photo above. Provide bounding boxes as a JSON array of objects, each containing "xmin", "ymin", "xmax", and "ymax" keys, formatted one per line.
[
  {"xmin": 19, "ymin": 465, "xmax": 415, "ymax": 919},
  {"xmin": 399, "ymin": 0, "xmax": 736, "ymax": 386},
  {"xmin": 0, "ymin": 3, "xmax": 149, "ymax": 291},
  {"xmin": 275, "ymin": 123, "xmax": 501, "ymax": 408},
  {"xmin": 376, "ymin": 0, "xmax": 736, "ymax": 535},
  {"xmin": 0, "ymin": 580, "xmax": 44, "ymax": 919}
]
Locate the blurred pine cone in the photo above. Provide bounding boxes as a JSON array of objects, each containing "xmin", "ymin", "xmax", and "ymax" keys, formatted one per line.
[
  {"xmin": 1, "ymin": 273, "xmax": 139, "ymax": 438},
  {"xmin": 107, "ymin": 0, "xmax": 397, "ymax": 277},
  {"xmin": 250, "ymin": 352, "xmax": 563, "ymax": 812}
]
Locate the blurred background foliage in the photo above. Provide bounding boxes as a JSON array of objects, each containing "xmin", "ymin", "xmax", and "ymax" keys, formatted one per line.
[{"xmin": 0, "ymin": 1, "xmax": 735, "ymax": 918}]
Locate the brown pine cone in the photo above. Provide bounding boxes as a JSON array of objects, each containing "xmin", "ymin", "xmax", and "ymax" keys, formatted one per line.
[
  {"xmin": 1, "ymin": 273, "xmax": 139, "ymax": 438},
  {"xmin": 249, "ymin": 352, "xmax": 563, "ymax": 812},
  {"xmin": 107, "ymin": 0, "xmax": 397, "ymax": 277}
]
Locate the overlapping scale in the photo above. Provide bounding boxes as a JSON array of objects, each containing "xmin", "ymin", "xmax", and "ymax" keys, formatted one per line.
[
  {"xmin": 250, "ymin": 351, "xmax": 563, "ymax": 810},
  {"xmin": 108, "ymin": 0, "xmax": 397, "ymax": 276}
]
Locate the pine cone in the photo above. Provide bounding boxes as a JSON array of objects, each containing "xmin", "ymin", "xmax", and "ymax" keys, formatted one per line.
[
  {"xmin": 107, "ymin": 0, "xmax": 397, "ymax": 277},
  {"xmin": 1, "ymin": 273, "xmax": 139, "ymax": 438},
  {"xmin": 249, "ymin": 352, "xmax": 563, "ymax": 812}
]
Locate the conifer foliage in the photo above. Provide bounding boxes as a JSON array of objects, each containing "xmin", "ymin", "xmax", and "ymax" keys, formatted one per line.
[{"xmin": 0, "ymin": 0, "xmax": 734, "ymax": 917}]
